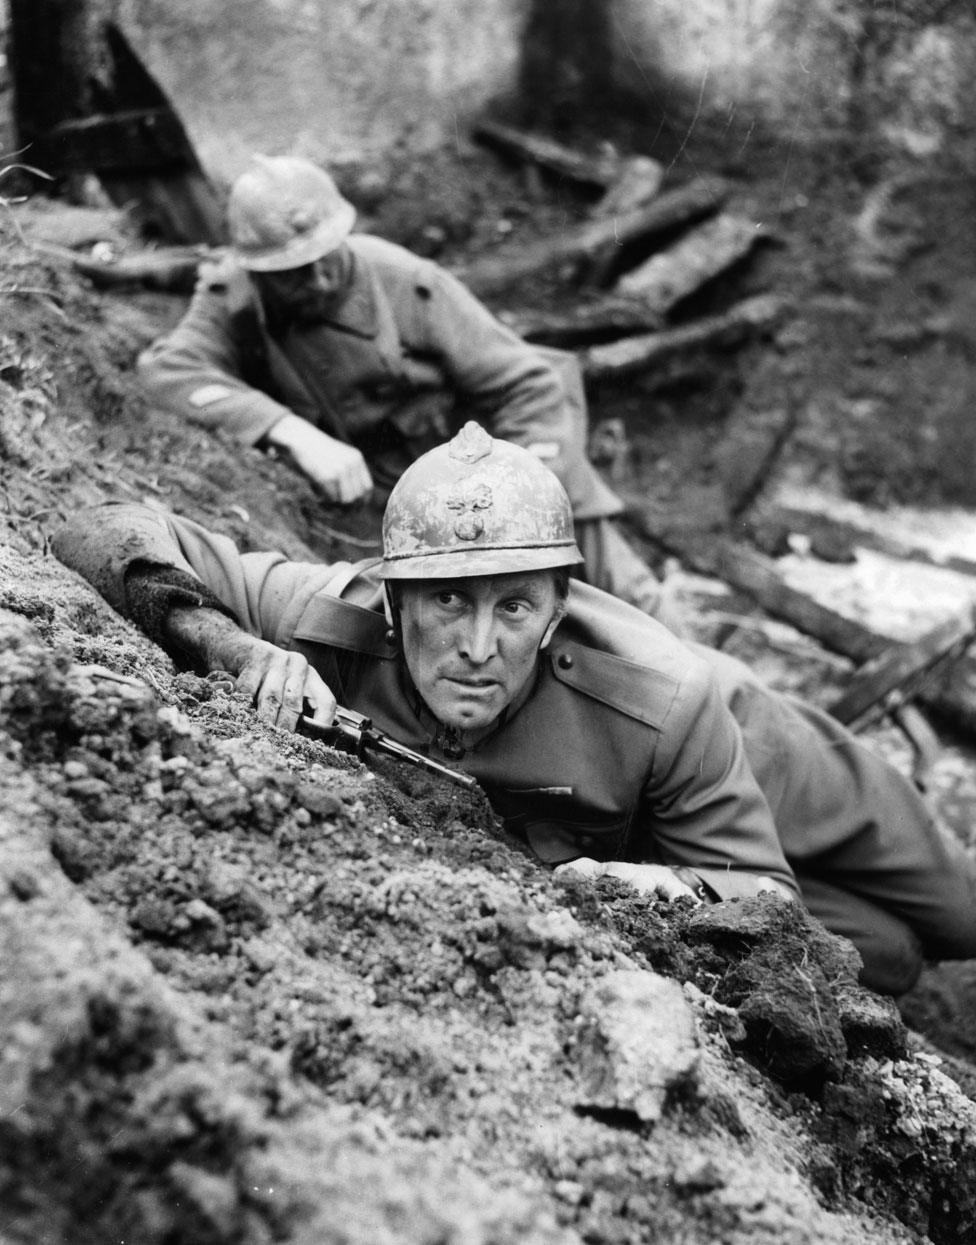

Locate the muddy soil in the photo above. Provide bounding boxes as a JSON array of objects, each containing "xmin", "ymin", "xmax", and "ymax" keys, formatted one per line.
[{"xmin": 3, "ymin": 136, "xmax": 976, "ymax": 1243}]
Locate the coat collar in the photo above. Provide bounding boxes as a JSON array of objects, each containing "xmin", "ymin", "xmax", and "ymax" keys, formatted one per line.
[{"xmin": 318, "ymin": 251, "xmax": 380, "ymax": 338}]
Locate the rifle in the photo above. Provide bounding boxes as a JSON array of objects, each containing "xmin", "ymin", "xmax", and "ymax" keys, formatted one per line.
[{"xmin": 299, "ymin": 707, "xmax": 478, "ymax": 790}]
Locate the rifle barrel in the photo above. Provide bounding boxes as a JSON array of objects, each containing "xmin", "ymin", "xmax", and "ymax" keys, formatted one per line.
[{"xmin": 299, "ymin": 714, "xmax": 478, "ymax": 790}]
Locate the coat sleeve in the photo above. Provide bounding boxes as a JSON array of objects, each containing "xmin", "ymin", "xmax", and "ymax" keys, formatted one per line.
[
  {"xmin": 51, "ymin": 503, "xmax": 351, "ymax": 651},
  {"xmin": 415, "ymin": 264, "xmax": 565, "ymax": 439},
  {"xmin": 409, "ymin": 262, "xmax": 621, "ymax": 518},
  {"xmin": 137, "ymin": 268, "xmax": 294, "ymax": 446},
  {"xmin": 639, "ymin": 659, "xmax": 800, "ymax": 901}
]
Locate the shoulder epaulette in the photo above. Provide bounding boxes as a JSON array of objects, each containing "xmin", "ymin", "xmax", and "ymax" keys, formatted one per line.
[{"xmin": 548, "ymin": 639, "xmax": 680, "ymax": 730}]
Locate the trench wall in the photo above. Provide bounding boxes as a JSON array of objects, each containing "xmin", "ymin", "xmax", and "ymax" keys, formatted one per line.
[{"xmin": 108, "ymin": 0, "xmax": 976, "ymax": 185}]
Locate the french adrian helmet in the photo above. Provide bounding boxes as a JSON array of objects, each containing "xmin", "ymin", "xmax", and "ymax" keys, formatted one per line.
[
  {"xmin": 227, "ymin": 155, "xmax": 356, "ymax": 272},
  {"xmin": 380, "ymin": 422, "xmax": 583, "ymax": 580}
]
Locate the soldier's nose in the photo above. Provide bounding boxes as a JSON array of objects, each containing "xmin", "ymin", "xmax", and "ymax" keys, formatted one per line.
[{"xmin": 458, "ymin": 612, "xmax": 498, "ymax": 663}]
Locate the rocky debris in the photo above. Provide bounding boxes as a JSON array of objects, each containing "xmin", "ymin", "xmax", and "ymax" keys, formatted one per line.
[
  {"xmin": 679, "ymin": 896, "xmax": 907, "ymax": 1089},
  {"xmin": 0, "ymin": 767, "xmax": 577, "ymax": 1245},
  {"xmin": 817, "ymin": 1054, "xmax": 976, "ymax": 1244},
  {"xmin": 836, "ymin": 986, "xmax": 908, "ymax": 1061},
  {"xmin": 574, "ymin": 969, "xmax": 699, "ymax": 1123}
]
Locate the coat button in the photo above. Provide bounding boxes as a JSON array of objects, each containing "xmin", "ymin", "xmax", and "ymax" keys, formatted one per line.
[{"xmin": 557, "ymin": 652, "xmax": 574, "ymax": 669}]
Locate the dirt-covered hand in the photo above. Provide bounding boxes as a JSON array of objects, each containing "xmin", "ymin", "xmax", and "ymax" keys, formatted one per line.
[
  {"xmin": 266, "ymin": 414, "xmax": 373, "ymax": 504},
  {"xmin": 553, "ymin": 857, "xmax": 701, "ymax": 903},
  {"xmin": 233, "ymin": 637, "xmax": 337, "ymax": 731}
]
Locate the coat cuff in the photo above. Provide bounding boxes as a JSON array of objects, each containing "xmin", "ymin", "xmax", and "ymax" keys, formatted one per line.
[
  {"xmin": 689, "ymin": 866, "xmax": 800, "ymax": 903},
  {"xmin": 124, "ymin": 563, "xmax": 240, "ymax": 656}
]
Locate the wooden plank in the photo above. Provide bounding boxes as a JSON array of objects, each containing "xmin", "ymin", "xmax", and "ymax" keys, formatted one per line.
[
  {"xmin": 590, "ymin": 155, "xmax": 664, "ymax": 218},
  {"xmin": 498, "ymin": 295, "xmax": 664, "ymax": 346},
  {"xmin": 643, "ymin": 533, "xmax": 885, "ymax": 662},
  {"xmin": 472, "ymin": 118, "xmax": 622, "ymax": 188},
  {"xmin": 613, "ymin": 213, "xmax": 769, "ymax": 305},
  {"xmin": 581, "ymin": 178, "xmax": 735, "ymax": 290},
  {"xmin": 71, "ymin": 244, "xmax": 213, "ymax": 293},
  {"xmin": 753, "ymin": 503, "xmax": 976, "ymax": 579},
  {"xmin": 711, "ymin": 540, "xmax": 886, "ymax": 663},
  {"xmin": 644, "ymin": 527, "xmax": 976, "ymax": 739},
  {"xmin": 579, "ymin": 294, "xmax": 785, "ymax": 382},
  {"xmin": 499, "ymin": 218, "xmax": 770, "ymax": 346},
  {"xmin": 457, "ymin": 176, "xmax": 730, "ymax": 297},
  {"xmin": 826, "ymin": 606, "xmax": 976, "ymax": 728},
  {"xmin": 45, "ymin": 109, "xmax": 192, "ymax": 173}
]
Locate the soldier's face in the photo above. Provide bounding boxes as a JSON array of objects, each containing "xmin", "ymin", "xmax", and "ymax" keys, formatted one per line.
[
  {"xmin": 398, "ymin": 572, "xmax": 565, "ymax": 732},
  {"xmin": 252, "ymin": 245, "xmax": 351, "ymax": 322}
]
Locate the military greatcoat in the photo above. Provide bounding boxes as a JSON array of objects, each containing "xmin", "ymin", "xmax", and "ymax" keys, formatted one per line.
[{"xmin": 137, "ymin": 235, "xmax": 621, "ymax": 518}]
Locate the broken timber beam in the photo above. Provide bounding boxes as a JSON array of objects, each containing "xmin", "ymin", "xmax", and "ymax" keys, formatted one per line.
[
  {"xmin": 580, "ymin": 294, "xmax": 785, "ymax": 382},
  {"xmin": 500, "ymin": 217, "xmax": 772, "ymax": 346},
  {"xmin": 46, "ymin": 108, "xmax": 192, "ymax": 173},
  {"xmin": 71, "ymin": 245, "xmax": 214, "ymax": 293},
  {"xmin": 498, "ymin": 296, "xmax": 665, "ymax": 346},
  {"xmin": 647, "ymin": 531, "xmax": 976, "ymax": 738},
  {"xmin": 472, "ymin": 119, "xmax": 622, "ymax": 188},
  {"xmin": 826, "ymin": 606, "xmax": 976, "ymax": 729},
  {"xmin": 457, "ymin": 176, "xmax": 730, "ymax": 298},
  {"xmin": 473, "ymin": 121, "xmax": 665, "ymax": 219},
  {"xmin": 700, "ymin": 538, "xmax": 884, "ymax": 662},
  {"xmin": 591, "ymin": 156, "xmax": 665, "ymax": 219},
  {"xmin": 613, "ymin": 213, "xmax": 770, "ymax": 306},
  {"xmin": 752, "ymin": 503, "xmax": 976, "ymax": 580}
]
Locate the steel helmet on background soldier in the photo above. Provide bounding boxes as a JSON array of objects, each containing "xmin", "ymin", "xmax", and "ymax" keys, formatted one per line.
[{"xmin": 227, "ymin": 155, "xmax": 356, "ymax": 272}]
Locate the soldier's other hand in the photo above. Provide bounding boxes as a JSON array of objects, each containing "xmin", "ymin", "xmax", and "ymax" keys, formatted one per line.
[
  {"xmin": 234, "ymin": 637, "xmax": 337, "ymax": 732},
  {"xmin": 266, "ymin": 414, "xmax": 373, "ymax": 504},
  {"xmin": 554, "ymin": 857, "xmax": 701, "ymax": 904}
]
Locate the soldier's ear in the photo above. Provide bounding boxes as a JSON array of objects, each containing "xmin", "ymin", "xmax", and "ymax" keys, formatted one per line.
[{"xmin": 540, "ymin": 601, "xmax": 567, "ymax": 650}]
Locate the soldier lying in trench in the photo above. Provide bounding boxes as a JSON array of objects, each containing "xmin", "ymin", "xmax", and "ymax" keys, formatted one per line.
[{"xmin": 52, "ymin": 421, "xmax": 976, "ymax": 996}]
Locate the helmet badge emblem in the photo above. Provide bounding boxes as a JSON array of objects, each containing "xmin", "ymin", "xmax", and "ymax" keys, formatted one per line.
[
  {"xmin": 447, "ymin": 482, "xmax": 492, "ymax": 541},
  {"xmin": 288, "ymin": 206, "xmax": 316, "ymax": 235}
]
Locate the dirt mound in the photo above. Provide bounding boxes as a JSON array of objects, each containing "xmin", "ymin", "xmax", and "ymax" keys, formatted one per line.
[{"xmin": 3, "ymin": 164, "xmax": 976, "ymax": 1243}]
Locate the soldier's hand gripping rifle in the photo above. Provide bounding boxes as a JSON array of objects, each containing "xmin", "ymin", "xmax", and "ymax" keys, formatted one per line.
[{"xmin": 299, "ymin": 707, "xmax": 478, "ymax": 790}]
